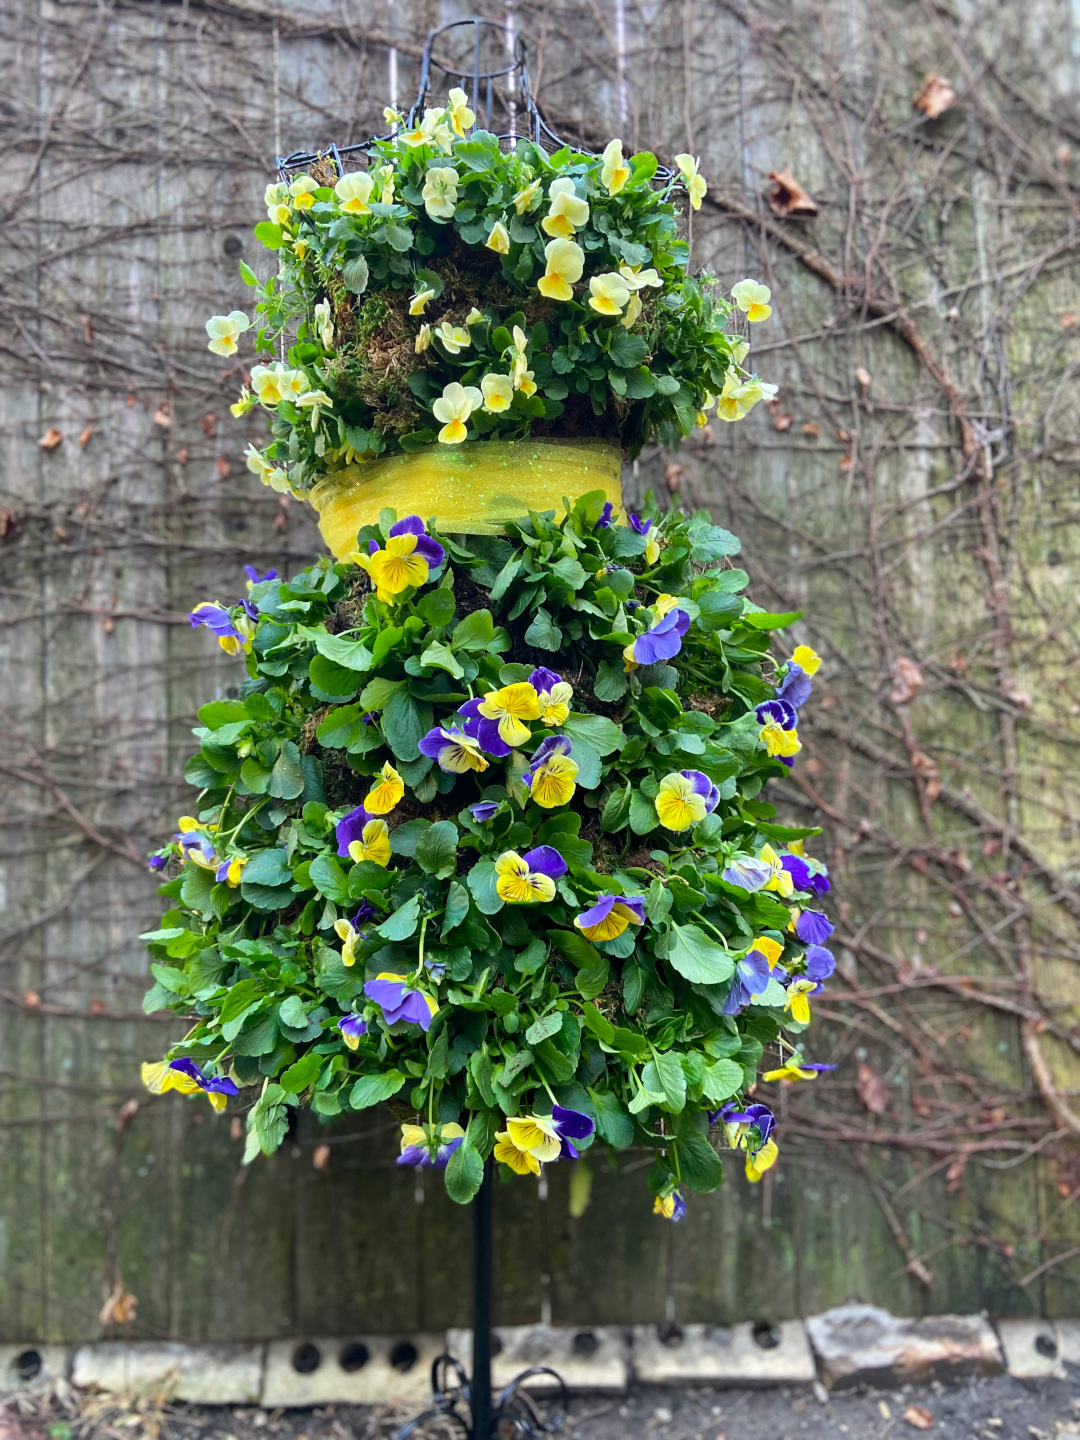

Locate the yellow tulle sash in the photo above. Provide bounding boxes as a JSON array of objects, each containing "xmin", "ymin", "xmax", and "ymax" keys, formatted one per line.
[{"xmin": 309, "ymin": 438, "xmax": 623, "ymax": 559}]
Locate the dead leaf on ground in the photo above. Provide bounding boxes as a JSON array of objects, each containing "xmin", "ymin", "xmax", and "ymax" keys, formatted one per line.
[
  {"xmin": 78, "ymin": 425, "xmax": 94, "ymax": 447},
  {"xmin": 766, "ymin": 168, "xmax": 819, "ymax": 218},
  {"xmin": 100, "ymin": 1278, "xmax": 138, "ymax": 1326},
  {"xmin": 889, "ymin": 656, "xmax": 924, "ymax": 705},
  {"xmin": 903, "ymin": 1404, "xmax": 935, "ymax": 1429},
  {"xmin": 913, "ymin": 73, "xmax": 955, "ymax": 119},
  {"xmin": 856, "ymin": 1062, "xmax": 889, "ymax": 1116},
  {"xmin": 38, "ymin": 427, "xmax": 63, "ymax": 452}
]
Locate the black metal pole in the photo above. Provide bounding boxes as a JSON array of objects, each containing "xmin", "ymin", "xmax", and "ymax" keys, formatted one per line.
[{"xmin": 470, "ymin": 1159, "xmax": 494, "ymax": 1439}]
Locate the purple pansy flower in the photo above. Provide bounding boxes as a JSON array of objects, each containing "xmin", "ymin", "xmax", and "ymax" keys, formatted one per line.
[
  {"xmin": 244, "ymin": 564, "xmax": 278, "ymax": 586},
  {"xmin": 470, "ymin": 801, "xmax": 500, "ymax": 823},
  {"xmin": 551, "ymin": 1105, "xmax": 596, "ymax": 1160},
  {"xmin": 521, "ymin": 845, "xmax": 568, "ymax": 879},
  {"xmin": 335, "ymin": 805, "xmax": 371, "ymax": 858},
  {"xmin": 351, "ymin": 899, "xmax": 376, "ymax": 929},
  {"xmin": 175, "ymin": 830, "xmax": 215, "ymax": 865},
  {"xmin": 776, "ymin": 662, "xmax": 812, "ymax": 709},
  {"xmin": 337, "ymin": 1013, "xmax": 369, "ymax": 1049},
  {"xmin": 755, "ymin": 698, "xmax": 798, "ymax": 731},
  {"xmin": 631, "ymin": 606, "xmax": 690, "ymax": 666},
  {"xmin": 389, "ymin": 515, "xmax": 445, "ymax": 571},
  {"xmin": 628, "ymin": 512, "xmax": 653, "ymax": 536},
  {"xmin": 595, "ymin": 501, "xmax": 614, "ymax": 529},
  {"xmin": 168, "ymin": 1058, "xmax": 239, "ymax": 1098},
  {"xmin": 803, "ymin": 944, "xmax": 836, "ymax": 990},
  {"xmin": 457, "ymin": 698, "xmax": 513, "ymax": 758},
  {"xmin": 711, "ymin": 1101, "xmax": 776, "ymax": 1148},
  {"xmin": 574, "ymin": 892, "xmax": 647, "ymax": 942},
  {"xmin": 189, "ymin": 601, "xmax": 244, "ymax": 642},
  {"xmin": 529, "ymin": 666, "xmax": 562, "ymax": 694},
  {"xmin": 795, "ymin": 910, "xmax": 834, "ymax": 944},
  {"xmin": 397, "ymin": 1123, "xmax": 465, "ymax": 1169},
  {"xmin": 722, "ymin": 945, "xmax": 776, "ymax": 1015},
  {"xmin": 680, "ymin": 769, "xmax": 720, "ymax": 813},
  {"xmin": 781, "ymin": 854, "xmax": 830, "ymax": 896},
  {"xmin": 364, "ymin": 974, "xmax": 437, "ymax": 1031},
  {"xmin": 722, "ymin": 854, "xmax": 774, "ymax": 891},
  {"xmin": 147, "ymin": 853, "xmax": 168, "ymax": 872}
]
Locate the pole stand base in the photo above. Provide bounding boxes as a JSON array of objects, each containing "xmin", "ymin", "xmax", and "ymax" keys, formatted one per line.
[{"xmin": 392, "ymin": 1353, "xmax": 569, "ymax": 1439}]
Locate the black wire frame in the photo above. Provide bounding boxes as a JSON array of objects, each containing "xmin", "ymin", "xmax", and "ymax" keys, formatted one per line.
[{"xmin": 273, "ymin": 15, "xmax": 677, "ymax": 187}]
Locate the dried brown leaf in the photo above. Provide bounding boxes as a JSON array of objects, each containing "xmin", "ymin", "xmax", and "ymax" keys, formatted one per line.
[
  {"xmin": 313, "ymin": 1143, "xmax": 331, "ymax": 1171},
  {"xmin": 116, "ymin": 1098, "xmax": 140, "ymax": 1131},
  {"xmin": 889, "ymin": 656, "xmax": 924, "ymax": 705},
  {"xmin": 802, "ymin": 422, "xmax": 821, "ymax": 437},
  {"xmin": 99, "ymin": 1279, "xmax": 138, "ymax": 1326},
  {"xmin": 153, "ymin": 405, "xmax": 172, "ymax": 428},
  {"xmin": 856, "ymin": 1062, "xmax": 888, "ymax": 1116},
  {"xmin": 766, "ymin": 168, "xmax": 819, "ymax": 218},
  {"xmin": 854, "ymin": 366, "xmax": 872, "ymax": 391},
  {"xmin": 200, "ymin": 411, "xmax": 218, "ymax": 437},
  {"xmin": 769, "ymin": 401, "xmax": 793, "ymax": 431},
  {"xmin": 38, "ymin": 427, "xmax": 63, "ymax": 452},
  {"xmin": 216, "ymin": 456, "xmax": 231, "ymax": 479},
  {"xmin": 913, "ymin": 74, "xmax": 955, "ymax": 119}
]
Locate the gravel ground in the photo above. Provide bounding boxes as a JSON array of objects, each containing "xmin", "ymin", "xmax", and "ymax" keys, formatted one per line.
[{"xmin": 5, "ymin": 1374, "xmax": 1080, "ymax": 1440}]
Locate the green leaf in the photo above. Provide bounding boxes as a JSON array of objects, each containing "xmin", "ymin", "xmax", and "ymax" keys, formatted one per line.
[
  {"xmin": 377, "ymin": 893, "xmax": 422, "ymax": 941},
  {"xmin": 445, "ymin": 1140, "xmax": 485, "ymax": 1204},
  {"xmin": 420, "ymin": 640, "xmax": 464, "ymax": 679},
  {"xmin": 417, "ymin": 588, "xmax": 456, "ymax": 626},
  {"xmin": 384, "ymin": 222, "xmax": 413, "ymax": 252},
  {"xmin": 309, "ymin": 654, "xmax": 360, "ymax": 702},
  {"xmin": 308, "ymin": 631, "xmax": 375, "ymax": 671},
  {"xmin": 600, "ymin": 783, "xmax": 632, "ymax": 832},
  {"xmin": 341, "ymin": 254, "xmax": 370, "ymax": 293},
  {"xmin": 608, "ymin": 330, "xmax": 648, "ymax": 368},
  {"xmin": 677, "ymin": 1128, "xmax": 725, "ymax": 1192},
  {"xmin": 197, "ymin": 699, "xmax": 249, "ymax": 729},
  {"xmin": 741, "ymin": 609, "xmax": 802, "ymax": 630},
  {"xmin": 525, "ymin": 1011, "xmax": 563, "ymax": 1046},
  {"xmin": 642, "ymin": 1052, "xmax": 687, "ymax": 1112},
  {"xmin": 383, "ymin": 687, "xmax": 432, "ymax": 761},
  {"xmin": 219, "ymin": 977, "xmax": 261, "ymax": 1026},
  {"xmin": 278, "ymin": 995, "xmax": 308, "ymax": 1029},
  {"xmin": 269, "ymin": 740, "xmax": 306, "ymax": 800},
  {"xmin": 451, "ymin": 609, "xmax": 495, "ymax": 651},
  {"xmin": 701, "ymin": 1058, "xmax": 744, "ymax": 1103},
  {"xmin": 560, "ymin": 712, "xmax": 625, "ymax": 755},
  {"xmin": 550, "ymin": 556, "xmax": 587, "ymax": 589},
  {"xmin": 466, "ymin": 858, "xmax": 504, "ymax": 914},
  {"xmin": 629, "ymin": 790, "xmax": 659, "ymax": 834},
  {"xmin": 349, "ymin": 1070, "xmax": 407, "ymax": 1109},
  {"xmin": 316, "ymin": 705, "xmax": 367, "ymax": 749},
  {"xmin": 241, "ymin": 848, "xmax": 292, "ymax": 888},
  {"xmin": 593, "ymin": 660, "xmax": 627, "ymax": 703},
  {"xmin": 688, "ymin": 523, "xmax": 741, "ymax": 562},
  {"xmin": 667, "ymin": 923, "xmax": 735, "ymax": 984},
  {"xmin": 357, "ymin": 676, "xmax": 405, "ymax": 711},
  {"xmin": 309, "ymin": 852, "xmax": 350, "ymax": 904},
  {"xmin": 549, "ymin": 929, "xmax": 601, "ymax": 969},
  {"xmin": 576, "ymin": 960, "xmax": 610, "ymax": 1000},
  {"xmin": 416, "ymin": 820, "xmax": 458, "ymax": 878},
  {"xmin": 253, "ymin": 220, "xmax": 282, "ymax": 249},
  {"xmin": 523, "ymin": 607, "xmax": 563, "ymax": 651},
  {"xmin": 441, "ymin": 880, "xmax": 470, "ymax": 935},
  {"xmin": 280, "ymin": 1050, "xmax": 323, "ymax": 1094},
  {"xmin": 589, "ymin": 1090, "xmax": 634, "ymax": 1148}
]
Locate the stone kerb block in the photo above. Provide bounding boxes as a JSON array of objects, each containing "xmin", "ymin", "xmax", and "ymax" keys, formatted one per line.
[
  {"xmin": 261, "ymin": 1334, "xmax": 444, "ymax": 1407},
  {"xmin": 71, "ymin": 1342, "xmax": 264, "ymax": 1403},
  {"xmin": 630, "ymin": 1321, "xmax": 816, "ymax": 1386},
  {"xmin": 995, "ymin": 1318, "xmax": 1073, "ymax": 1379},
  {"xmin": 806, "ymin": 1304, "xmax": 1004, "ymax": 1390},
  {"xmin": 0, "ymin": 1345, "xmax": 71, "ymax": 1390},
  {"xmin": 446, "ymin": 1325, "xmax": 630, "ymax": 1392}
]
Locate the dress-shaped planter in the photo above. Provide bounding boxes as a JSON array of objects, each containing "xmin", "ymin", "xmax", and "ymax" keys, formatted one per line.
[{"xmin": 309, "ymin": 437, "xmax": 623, "ymax": 558}]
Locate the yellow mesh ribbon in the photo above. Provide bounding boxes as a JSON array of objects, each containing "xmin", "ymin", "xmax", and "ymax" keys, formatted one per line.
[{"xmin": 309, "ymin": 438, "xmax": 623, "ymax": 559}]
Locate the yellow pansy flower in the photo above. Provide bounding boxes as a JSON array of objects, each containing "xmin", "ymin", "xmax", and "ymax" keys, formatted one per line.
[
  {"xmin": 347, "ymin": 818, "xmax": 391, "ymax": 867},
  {"xmin": 481, "ymin": 373, "xmax": 515, "ymax": 413},
  {"xmin": 784, "ymin": 979, "xmax": 816, "ymax": 1026},
  {"xmin": 355, "ymin": 533, "xmax": 433, "ymax": 601},
  {"xmin": 486, "ymin": 219, "xmax": 511, "ymax": 253},
  {"xmin": 621, "ymin": 292, "xmax": 642, "ymax": 329},
  {"xmin": 250, "ymin": 362, "xmax": 309, "ymax": 407},
  {"xmin": 655, "ymin": 772, "xmax": 708, "ymax": 831},
  {"xmin": 493, "ymin": 849, "xmax": 562, "ymax": 904},
  {"xmin": 505, "ymin": 1115, "xmax": 563, "ymax": 1164},
  {"xmin": 534, "ymin": 677, "xmax": 573, "ymax": 727},
  {"xmin": 674, "ymin": 153, "xmax": 707, "ymax": 209},
  {"xmin": 731, "ymin": 278, "xmax": 772, "ymax": 323},
  {"xmin": 383, "ymin": 106, "xmax": 402, "ymax": 127},
  {"xmin": 374, "ymin": 164, "xmax": 395, "ymax": 204},
  {"xmin": 588, "ymin": 272, "xmax": 631, "ymax": 316},
  {"xmin": 527, "ymin": 750, "xmax": 578, "ymax": 809},
  {"xmin": 477, "ymin": 682, "xmax": 542, "ymax": 747},
  {"xmin": 745, "ymin": 1137, "xmax": 778, "ymax": 1183},
  {"xmin": 600, "ymin": 137, "xmax": 631, "ymax": 195},
  {"xmin": 364, "ymin": 761, "xmax": 404, "ymax": 815},
  {"xmin": 541, "ymin": 176, "xmax": 590, "ymax": 237},
  {"xmin": 495, "ymin": 1131, "xmax": 541, "ymax": 1175},
  {"xmin": 415, "ymin": 324, "xmax": 432, "ymax": 354},
  {"xmin": 653, "ymin": 593, "xmax": 682, "ymax": 618},
  {"xmin": 538, "ymin": 238, "xmax": 585, "ymax": 301},
  {"xmin": 141, "ymin": 1060, "xmax": 200, "ymax": 1096},
  {"xmin": 422, "ymin": 165, "xmax": 459, "ymax": 220},
  {"xmin": 434, "ymin": 321, "xmax": 471, "ymax": 354},
  {"xmin": 446, "ymin": 86, "xmax": 476, "ymax": 137},
  {"xmin": 758, "ymin": 714, "xmax": 801, "ymax": 759},
  {"xmin": 205, "ymin": 311, "xmax": 250, "ymax": 357},
  {"xmin": 716, "ymin": 372, "xmax": 779, "ymax": 422},
  {"xmin": 334, "ymin": 171, "xmax": 374, "ymax": 214},
  {"xmin": 432, "ymin": 381, "xmax": 483, "ymax": 444},
  {"xmin": 401, "ymin": 107, "xmax": 452, "ymax": 150},
  {"xmin": 289, "ymin": 175, "xmax": 319, "ymax": 210},
  {"xmin": 792, "ymin": 645, "xmax": 821, "ymax": 676},
  {"xmin": 314, "ymin": 299, "xmax": 334, "ymax": 349},
  {"xmin": 334, "ymin": 917, "xmax": 361, "ymax": 967},
  {"xmin": 296, "ymin": 389, "xmax": 333, "ymax": 430},
  {"xmin": 219, "ymin": 855, "xmax": 247, "ymax": 888},
  {"xmin": 619, "ymin": 263, "xmax": 663, "ymax": 290},
  {"xmin": 759, "ymin": 844, "xmax": 795, "ymax": 898},
  {"xmin": 244, "ymin": 445, "xmax": 289, "ymax": 492},
  {"xmin": 264, "ymin": 181, "xmax": 291, "ymax": 225},
  {"xmin": 513, "ymin": 177, "xmax": 542, "ymax": 214},
  {"xmin": 410, "ymin": 287, "xmax": 435, "ymax": 316}
]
